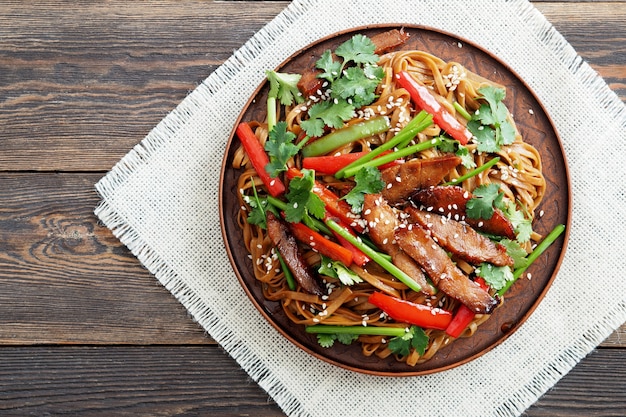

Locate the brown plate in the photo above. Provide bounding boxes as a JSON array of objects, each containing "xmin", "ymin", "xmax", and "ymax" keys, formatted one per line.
[{"xmin": 219, "ymin": 25, "xmax": 571, "ymax": 376}]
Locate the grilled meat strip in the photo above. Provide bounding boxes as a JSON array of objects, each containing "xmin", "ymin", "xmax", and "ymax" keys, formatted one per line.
[
  {"xmin": 362, "ymin": 194, "xmax": 435, "ymax": 294},
  {"xmin": 395, "ymin": 225, "xmax": 498, "ymax": 314},
  {"xmin": 407, "ymin": 207, "xmax": 514, "ymax": 267},
  {"xmin": 411, "ymin": 185, "xmax": 516, "ymax": 239},
  {"xmin": 370, "ymin": 28, "xmax": 410, "ymax": 54},
  {"xmin": 266, "ymin": 212, "xmax": 325, "ymax": 296},
  {"xmin": 381, "ymin": 155, "xmax": 461, "ymax": 205}
]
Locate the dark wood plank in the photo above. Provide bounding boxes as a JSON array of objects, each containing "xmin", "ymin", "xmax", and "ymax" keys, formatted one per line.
[
  {"xmin": 0, "ymin": 345, "xmax": 623, "ymax": 416},
  {"xmin": 0, "ymin": 2, "xmax": 623, "ymax": 171},
  {"xmin": 525, "ymin": 348, "xmax": 626, "ymax": 417},
  {"xmin": 0, "ymin": 346, "xmax": 281, "ymax": 417},
  {"xmin": 536, "ymin": 3, "xmax": 626, "ymax": 99},
  {"xmin": 0, "ymin": 1, "xmax": 287, "ymax": 172},
  {"xmin": 0, "ymin": 173, "xmax": 208, "ymax": 345}
]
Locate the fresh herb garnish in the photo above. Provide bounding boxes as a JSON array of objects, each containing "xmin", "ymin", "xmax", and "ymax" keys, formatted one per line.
[
  {"xmin": 318, "ymin": 254, "xmax": 363, "ymax": 286},
  {"xmin": 467, "ymin": 85, "xmax": 517, "ymax": 153},
  {"xmin": 387, "ymin": 325, "xmax": 429, "ymax": 357},
  {"xmin": 476, "ymin": 263, "xmax": 514, "ymax": 291},
  {"xmin": 341, "ymin": 166, "xmax": 385, "ymax": 213},
  {"xmin": 300, "ymin": 34, "xmax": 384, "ymax": 137},
  {"xmin": 316, "ymin": 332, "xmax": 359, "ymax": 348},
  {"xmin": 266, "ymin": 70, "xmax": 303, "ymax": 106},
  {"xmin": 264, "ymin": 121, "xmax": 301, "ymax": 178},
  {"xmin": 436, "ymin": 135, "xmax": 476, "ymax": 169},
  {"xmin": 300, "ymin": 100, "xmax": 356, "ymax": 138},
  {"xmin": 306, "ymin": 324, "xmax": 428, "ymax": 356},
  {"xmin": 241, "ymin": 183, "xmax": 279, "ymax": 229},
  {"xmin": 266, "ymin": 70, "xmax": 303, "ymax": 132},
  {"xmin": 504, "ymin": 203, "xmax": 533, "ymax": 243},
  {"xmin": 499, "ymin": 239, "xmax": 530, "ymax": 270},
  {"xmin": 466, "ymin": 183, "xmax": 505, "ymax": 220},
  {"xmin": 284, "ymin": 169, "xmax": 325, "ymax": 223}
]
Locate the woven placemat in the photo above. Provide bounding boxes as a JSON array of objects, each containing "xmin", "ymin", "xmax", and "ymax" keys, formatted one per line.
[{"xmin": 95, "ymin": 1, "xmax": 626, "ymax": 416}]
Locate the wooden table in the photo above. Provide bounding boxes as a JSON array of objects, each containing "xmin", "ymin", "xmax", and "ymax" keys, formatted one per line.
[{"xmin": 1, "ymin": 1, "xmax": 624, "ymax": 415}]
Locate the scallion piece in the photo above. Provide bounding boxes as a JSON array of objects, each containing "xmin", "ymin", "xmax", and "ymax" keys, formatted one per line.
[
  {"xmin": 497, "ymin": 223, "xmax": 566, "ymax": 296},
  {"xmin": 325, "ymin": 218, "xmax": 421, "ymax": 292}
]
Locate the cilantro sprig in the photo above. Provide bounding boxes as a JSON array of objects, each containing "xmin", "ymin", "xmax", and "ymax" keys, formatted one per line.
[
  {"xmin": 341, "ymin": 166, "xmax": 384, "ymax": 213},
  {"xmin": 301, "ymin": 34, "xmax": 384, "ymax": 137},
  {"xmin": 306, "ymin": 324, "xmax": 429, "ymax": 357},
  {"xmin": 266, "ymin": 70, "xmax": 303, "ymax": 132},
  {"xmin": 264, "ymin": 121, "xmax": 303, "ymax": 178},
  {"xmin": 467, "ymin": 85, "xmax": 517, "ymax": 153},
  {"xmin": 318, "ymin": 255, "xmax": 363, "ymax": 286},
  {"xmin": 466, "ymin": 183, "xmax": 505, "ymax": 220},
  {"xmin": 284, "ymin": 168, "xmax": 325, "ymax": 223}
]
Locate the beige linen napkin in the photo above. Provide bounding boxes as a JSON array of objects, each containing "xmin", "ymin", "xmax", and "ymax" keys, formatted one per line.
[{"xmin": 95, "ymin": 1, "xmax": 626, "ymax": 416}]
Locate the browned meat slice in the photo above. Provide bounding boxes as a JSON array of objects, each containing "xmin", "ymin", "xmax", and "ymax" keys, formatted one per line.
[
  {"xmin": 297, "ymin": 68, "xmax": 325, "ymax": 100},
  {"xmin": 362, "ymin": 194, "xmax": 435, "ymax": 294},
  {"xmin": 411, "ymin": 185, "xmax": 516, "ymax": 239},
  {"xmin": 395, "ymin": 225, "xmax": 498, "ymax": 314},
  {"xmin": 266, "ymin": 212, "xmax": 325, "ymax": 296},
  {"xmin": 407, "ymin": 207, "xmax": 514, "ymax": 267},
  {"xmin": 371, "ymin": 28, "xmax": 410, "ymax": 54},
  {"xmin": 381, "ymin": 155, "xmax": 461, "ymax": 204}
]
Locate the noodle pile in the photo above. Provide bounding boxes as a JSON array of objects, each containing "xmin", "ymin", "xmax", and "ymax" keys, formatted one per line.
[{"xmin": 231, "ymin": 46, "xmax": 546, "ymax": 366}]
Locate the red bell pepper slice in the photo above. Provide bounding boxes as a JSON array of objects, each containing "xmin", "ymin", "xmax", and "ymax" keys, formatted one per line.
[
  {"xmin": 302, "ymin": 151, "xmax": 403, "ymax": 175},
  {"xmin": 395, "ymin": 71, "xmax": 472, "ymax": 145},
  {"xmin": 286, "ymin": 168, "xmax": 366, "ymax": 233},
  {"xmin": 289, "ymin": 222, "xmax": 353, "ymax": 267},
  {"xmin": 235, "ymin": 122, "xmax": 286, "ymax": 197},
  {"xmin": 368, "ymin": 291, "xmax": 453, "ymax": 330},
  {"xmin": 445, "ymin": 278, "xmax": 490, "ymax": 337}
]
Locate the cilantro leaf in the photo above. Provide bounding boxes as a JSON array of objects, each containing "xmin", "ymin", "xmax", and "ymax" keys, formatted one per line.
[
  {"xmin": 266, "ymin": 70, "xmax": 303, "ymax": 106},
  {"xmin": 316, "ymin": 333, "xmax": 336, "ymax": 348},
  {"xmin": 474, "ymin": 103, "xmax": 498, "ymax": 126},
  {"xmin": 284, "ymin": 169, "xmax": 326, "ymax": 223},
  {"xmin": 479, "ymin": 85, "xmax": 506, "ymax": 111},
  {"xmin": 315, "ymin": 331, "xmax": 357, "ymax": 348},
  {"xmin": 468, "ymin": 119, "xmax": 498, "ymax": 153},
  {"xmin": 334, "ymin": 34, "xmax": 378, "ymax": 66},
  {"xmin": 315, "ymin": 50, "xmax": 342, "ymax": 82},
  {"xmin": 318, "ymin": 255, "xmax": 363, "ymax": 286},
  {"xmin": 332, "ymin": 66, "xmax": 383, "ymax": 108},
  {"xmin": 456, "ymin": 145, "xmax": 477, "ymax": 169},
  {"xmin": 387, "ymin": 326, "xmax": 428, "ymax": 357},
  {"xmin": 304, "ymin": 34, "xmax": 382, "ymax": 137},
  {"xmin": 466, "ymin": 183, "xmax": 504, "ymax": 220},
  {"xmin": 499, "ymin": 239, "xmax": 530, "ymax": 270},
  {"xmin": 264, "ymin": 121, "xmax": 299, "ymax": 178},
  {"xmin": 300, "ymin": 100, "xmax": 356, "ymax": 137},
  {"xmin": 336, "ymin": 333, "xmax": 359, "ymax": 345},
  {"xmin": 499, "ymin": 120, "xmax": 517, "ymax": 145},
  {"xmin": 436, "ymin": 136, "xmax": 476, "ymax": 169},
  {"xmin": 342, "ymin": 166, "xmax": 384, "ymax": 213},
  {"xmin": 504, "ymin": 204, "xmax": 533, "ymax": 243},
  {"xmin": 241, "ymin": 184, "xmax": 280, "ymax": 229},
  {"xmin": 476, "ymin": 263, "xmax": 514, "ymax": 291},
  {"xmin": 469, "ymin": 86, "xmax": 517, "ymax": 152}
]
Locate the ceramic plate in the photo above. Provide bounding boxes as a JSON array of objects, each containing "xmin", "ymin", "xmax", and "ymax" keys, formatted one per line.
[{"xmin": 219, "ymin": 25, "xmax": 570, "ymax": 376}]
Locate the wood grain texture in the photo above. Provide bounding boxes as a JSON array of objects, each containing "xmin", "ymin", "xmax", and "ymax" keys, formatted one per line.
[
  {"xmin": 0, "ymin": 173, "xmax": 208, "ymax": 345},
  {"xmin": 0, "ymin": 346, "xmax": 623, "ymax": 417}
]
